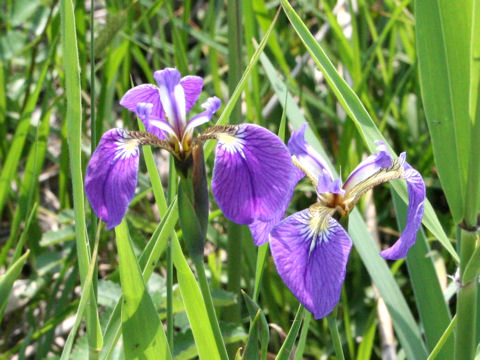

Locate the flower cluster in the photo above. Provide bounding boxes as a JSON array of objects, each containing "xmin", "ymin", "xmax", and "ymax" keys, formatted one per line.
[
  {"xmin": 85, "ymin": 68, "xmax": 294, "ymax": 234},
  {"xmin": 85, "ymin": 68, "xmax": 426, "ymax": 320},
  {"xmin": 269, "ymin": 124, "xmax": 425, "ymax": 318}
]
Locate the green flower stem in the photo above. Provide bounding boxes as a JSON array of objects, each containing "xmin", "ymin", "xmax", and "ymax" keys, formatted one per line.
[
  {"xmin": 191, "ymin": 255, "xmax": 229, "ymax": 360},
  {"xmin": 455, "ymin": 230, "xmax": 478, "ymax": 359},
  {"xmin": 166, "ymin": 159, "xmax": 177, "ymax": 350},
  {"xmin": 327, "ymin": 307, "xmax": 346, "ymax": 360}
]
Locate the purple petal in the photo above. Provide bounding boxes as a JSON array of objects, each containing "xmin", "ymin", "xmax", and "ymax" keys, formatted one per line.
[
  {"xmin": 343, "ymin": 141, "xmax": 393, "ymax": 192},
  {"xmin": 120, "ymin": 84, "xmax": 165, "ymax": 120},
  {"xmin": 154, "ymin": 68, "xmax": 188, "ymax": 134},
  {"xmin": 288, "ymin": 123, "xmax": 334, "ymax": 183},
  {"xmin": 85, "ymin": 129, "xmax": 140, "ymax": 230},
  {"xmin": 212, "ymin": 124, "xmax": 295, "ymax": 225},
  {"xmin": 136, "ymin": 102, "xmax": 176, "ymax": 140},
  {"xmin": 270, "ymin": 209, "xmax": 352, "ymax": 319},
  {"xmin": 180, "ymin": 75, "xmax": 203, "ymax": 114},
  {"xmin": 184, "ymin": 97, "xmax": 221, "ymax": 134},
  {"xmin": 381, "ymin": 156, "xmax": 426, "ymax": 260}
]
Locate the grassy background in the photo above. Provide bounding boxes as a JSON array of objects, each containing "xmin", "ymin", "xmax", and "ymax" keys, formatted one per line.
[{"xmin": 0, "ymin": 0, "xmax": 463, "ymax": 358}]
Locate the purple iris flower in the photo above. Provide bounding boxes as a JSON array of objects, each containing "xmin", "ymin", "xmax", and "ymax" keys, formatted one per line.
[
  {"xmin": 85, "ymin": 68, "xmax": 294, "ymax": 232},
  {"xmin": 269, "ymin": 124, "xmax": 426, "ymax": 319}
]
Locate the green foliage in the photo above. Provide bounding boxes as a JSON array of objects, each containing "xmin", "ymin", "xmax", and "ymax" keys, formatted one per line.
[{"xmin": 1, "ymin": 0, "xmax": 477, "ymax": 359}]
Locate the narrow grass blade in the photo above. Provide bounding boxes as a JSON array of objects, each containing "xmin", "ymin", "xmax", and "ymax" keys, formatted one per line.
[
  {"xmin": 275, "ymin": 305, "xmax": 304, "ymax": 360},
  {"xmin": 60, "ymin": 0, "xmax": 102, "ymax": 350},
  {"xmin": 427, "ymin": 316, "xmax": 457, "ymax": 360},
  {"xmin": 115, "ymin": 220, "xmax": 172, "ymax": 359},
  {"xmin": 99, "ymin": 199, "xmax": 178, "ymax": 360},
  {"xmin": 279, "ymin": 0, "xmax": 457, "ymax": 263},
  {"xmin": 0, "ymin": 250, "xmax": 30, "ymax": 315},
  {"xmin": 242, "ymin": 291, "xmax": 269, "ymax": 360}
]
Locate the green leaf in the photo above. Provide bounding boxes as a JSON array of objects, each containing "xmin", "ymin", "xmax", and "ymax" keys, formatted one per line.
[
  {"xmin": 275, "ymin": 305, "xmax": 305, "ymax": 360},
  {"xmin": 0, "ymin": 250, "xmax": 29, "ymax": 314},
  {"xmin": 415, "ymin": 0, "xmax": 473, "ymax": 223},
  {"xmin": 115, "ymin": 220, "xmax": 172, "ymax": 360},
  {"xmin": 242, "ymin": 291, "xmax": 269, "ymax": 360},
  {"xmin": 279, "ymin": 0, "xmax": 458, "ymax": 263}
]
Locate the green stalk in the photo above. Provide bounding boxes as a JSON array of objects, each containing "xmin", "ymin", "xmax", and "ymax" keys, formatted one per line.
[
  {"xmin": 166, "ymin": 159, "xmax": 177, "ymax": 351},
  {"xmin": 225, "ymin": 1, "xmax": 244, "ymax": 357},
  {"xmin": 455, "ymin": 230, "xmax": 478, "ymax": 359},
  {"xmin": 192, "ymin": 256, "xmax": 229, "ymax": 360},
  {"xmin": 60, "ymin": 0, "xmax": 102, "ymax": 353},
  {"xmin": 327, "ymin": 308, "xmax": 345, "ymax": 360}
]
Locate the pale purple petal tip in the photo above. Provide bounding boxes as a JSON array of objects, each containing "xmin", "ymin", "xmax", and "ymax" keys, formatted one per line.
[
  {"xmin": 120, "ymin": 84, "xmax": 165, "ymax": 120},
  {"xmin": 212, "ymin": 124, "xmax": 294, "ymax": 225},
  {"xmin": 135, "ymin": 102, "xmax": 170, "ymax": 139},
  {"xmin": 153, "ymin": 68, "xmax": 181, "ymax": 90},
  {"xmin": 343, "ymin": 140, "xmax": 393, "ymax": 191},
  {"xmin": 270, "ymin": 210, "xmax": 352, "ymax": 319},
  {"xmin": 317, "ymin": 171, "xmax": 345, "ymax": 195},
  {"xmin": 381, "ymin": 159, "xmax": 426, "ymax": 260},
  {"xmin": 288, "ymin": 123, "xmax": 334, "ymax": 181},
  {"xmin": 85, "ymin": 129, "xmax": 140, "ymax": 230},
  {"xmin": 180, "ymin": 75, "xmax": 203, "ymax": 113},
  {"xmin": 186, "ymin": 96, "xmax": 221, "ymax": 131}
]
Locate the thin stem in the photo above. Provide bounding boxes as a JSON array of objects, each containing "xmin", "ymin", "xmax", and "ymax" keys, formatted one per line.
[
  {"xmin": 327, "ymin": 307, "xmax": 345, "ymax": 360},
  {"xmin": 192, "ymin": 256, "xmax": 229, "ymax": 360},
  {"xmin": 455, "ymin": 230, "xmax": 478, "ymax": 359},
  {"xmin": 166, "ymin": 159, "xmax": 176, "ymax": 351}
]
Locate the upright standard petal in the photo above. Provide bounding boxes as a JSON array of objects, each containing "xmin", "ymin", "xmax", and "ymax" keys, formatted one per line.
[
  {"xmin": 343, "ymin": 141, "xmax": 392, "ymax": 192},
  {"xmin": 154, "ymin": 68, "xmax": 187, "ymax": 133},
  {"xmin": 380, "ymin": 158, "xmax": 426, "ymax": 260},
  {"xmin": 180, "ymin": 75, "xmax": 203, "ymax": 113},
  {"xmin": 270, "ymin": 209, "xmax": 352, "ymax": 319},
  {"xmin": 212, "ymin": 124, "xmax": 294, "ymax": 225},
  {"xmin": 120, "ymin": 84, "xmax": 165, "ymax": 120},
  {"xmin": 184, "ymin": 97, "xmax": 221, "ymax": 134},
  {"xmin": 85, "ymin": 129, "xmax": 140, "ymax": 229},
  {"xmin": 288, "ymin": 123, "xmax": 334, "ymax": 184},
  {"xmin": 136, "ymin": 102, "xmax": 176, "ymax": 140}
]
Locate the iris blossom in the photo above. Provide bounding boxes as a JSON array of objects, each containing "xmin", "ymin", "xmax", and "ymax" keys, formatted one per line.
[
  {"xmin": 85, "ymin": 68, "xmax": 294, "ymax": 231},
  {"xmin": 269, "ymin": 124, "xmax": 426, "ymax": 319}
]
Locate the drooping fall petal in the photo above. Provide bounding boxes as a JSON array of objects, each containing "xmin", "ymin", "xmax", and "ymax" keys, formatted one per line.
[
  {"xmin": 270, "ymin": 209, "xmax": 352, "ymax": 319},
  {"xmin": 85, "ymin": 129, "xmax": 140, "ymax": 229},
  {"xmin": 212, "ymin": 124, "xmax": 294, "ymax": 225}
]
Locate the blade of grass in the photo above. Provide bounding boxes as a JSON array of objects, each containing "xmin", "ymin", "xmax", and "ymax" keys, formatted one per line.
[
  {"xmin": 60, "ymin": 0, "xmax": 102, "ymax": 352},
  {"xmin": 115, "ymin": 220, "xmax": 172, "ymax": 359},
  {"xmin": 275, "ymin": 305, "xmax": 305, "ymax": 360},
  {"xmin": 0, "ymin": 250, "xmax": 30, "ymax": 315}
]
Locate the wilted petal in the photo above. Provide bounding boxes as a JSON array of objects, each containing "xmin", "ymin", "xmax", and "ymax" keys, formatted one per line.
[
  {"xmin": 85, "ymin": 129, "xmax": 140, "ymax": 229},
  {"xmin": 270, "ymin": 209, "xmax": 352, "ymax": 319},
  {"xmin": 184, "ymin": 97, "xmax": 221, "ymax": 135},
  {"xmin": 212, "ymin": 124, "xmax": 294, "ymax": 225},
  {"xmin": 180, "ymin": 75, "xmax": 203, "ymax": 113},
  {"xmin": 381, "ymin": 156, "xmax": 426, "ymax": 260},
  {"xmin": 343, "ymin": 141, "xmax": 392, "ymax": 192},
  {"xmin": 288, "ymin": 123, "xmax": 334, "ymax": 183},
  {"xmin": 120, "ymin": 84, "xmax": 165, "ymax": 120}
]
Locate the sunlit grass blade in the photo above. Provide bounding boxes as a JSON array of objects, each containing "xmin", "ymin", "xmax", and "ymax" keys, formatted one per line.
[
  {"xmin": 99, "ymin": 199, "xmax": 178, "ymax": 360},
  {"xmin": 0, "ymin": 250, "xmax": 30, "ymax": 317},
  {"xmin": 280, "ymin": 0, "xmax": 458, "ymax": 263},
  {"xmin": 260, "ymin": 51, "xmax": 428, "ymax": 359},
  {"xmin": 60, "ymin": 225, "xmax": 101, "ymax": 360},
  {"xmin": 427, "ymin": 315, "xmax": 457, "ymax": 360},
  {"xmin": 275, "ymin": 305, "xmax": 304, "ymax": 360},
  {"xmin": 60, "ymin": 0, "xmax": 102, "ymax": 351}
]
